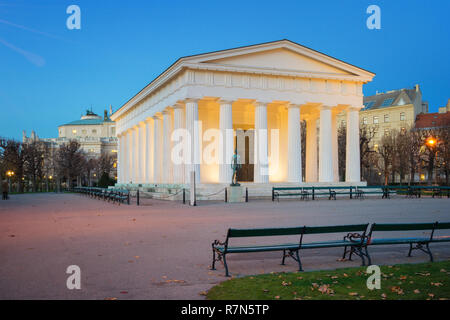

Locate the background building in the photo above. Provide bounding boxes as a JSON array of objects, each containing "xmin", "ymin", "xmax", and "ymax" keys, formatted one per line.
[
  {"xmin": 24, "ymin": 108, "xmax": 118, "ymax": 157},
  {"xmin": 338, "ymin": 84, "xmax": 428, "ymax": 148},
  {"xmin": 415, "ymin": 99, "xmax": 450, "ymax": 129}
]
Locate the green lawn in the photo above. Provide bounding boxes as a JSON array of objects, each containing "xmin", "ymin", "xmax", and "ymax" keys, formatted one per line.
[{"xmin": 207, "ymin": 260, "xmax": 450, "ymax": 300}]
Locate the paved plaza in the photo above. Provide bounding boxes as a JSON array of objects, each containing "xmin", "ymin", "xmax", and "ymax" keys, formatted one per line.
[{"xmin": 0, "ymin": 193, "xmax": 449, "ymax": 299}]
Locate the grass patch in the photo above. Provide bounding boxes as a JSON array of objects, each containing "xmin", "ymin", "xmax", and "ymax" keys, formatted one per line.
[{"xmin": 207, "ymin": 260, "xmax": 450, "ymax": 300}]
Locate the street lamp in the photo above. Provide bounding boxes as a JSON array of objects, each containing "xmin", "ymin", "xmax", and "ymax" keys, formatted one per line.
[
  {"xmin": 426, "ymin": 137, "xmax": 436, "ymax": 147},
  {"xmin": 6, "ymin": 170, "xmax": 14, "ymax": 193},
  {"xmin": 425, "ymin": 136, "xmax": 438, "ymax": 185}
]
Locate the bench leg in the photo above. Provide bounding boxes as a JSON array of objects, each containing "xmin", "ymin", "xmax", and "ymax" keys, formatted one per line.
[
  {"xmin": 365, "ymin": 247, "xmax": 372, "ymax": 265},
  {"xmin": 408, "ymin": 243, "xmax": 413, "ymax": 257},
  {"xmin": 407, "ymin": 242, "xmax": 433, "ymax": 262},
  {"xmin": 211, "ymin": 249, "xmax": 216, "ymax": 270},
  {"xmin": 342, "ymin": 245, "xmax": 348, "ymax": 260},
  {"xmin": 281, "ymin": 249, "xmax": 286, "ymax": 265},
  {"xmin": 295, "ymin": 250, "xmax": 303, "ymax": 272},
  {"xmin": 223, "ymin": 254, "xmax": 230, "ymax": 277}
]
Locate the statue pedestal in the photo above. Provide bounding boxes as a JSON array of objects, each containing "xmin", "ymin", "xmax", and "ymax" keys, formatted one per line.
[{"xmin": 227, "ymin": 186, "xmax": 245, "ymax": 203}]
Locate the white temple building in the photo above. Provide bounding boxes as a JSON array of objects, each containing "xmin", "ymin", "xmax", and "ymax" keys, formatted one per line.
[{"xmin": 111, "ymin": 40, "xmax": 375, "ymax": 199}]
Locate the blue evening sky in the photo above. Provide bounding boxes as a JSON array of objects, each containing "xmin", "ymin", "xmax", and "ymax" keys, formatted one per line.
[{"xmin": 0, "ymin": 0, "xmax": 449, "ymax": 140}]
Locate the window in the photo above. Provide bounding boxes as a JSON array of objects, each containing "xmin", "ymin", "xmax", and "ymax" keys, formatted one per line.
[
  {"xmin": 363, "ymin": 117, "xmax": 368, "ymax": 125},
  {"xmin": 92, "ymin": 129, "xmax": 97, "ymax": 134},
  {"xmin": 374, "ymin": 144, "xmax": 379, "ymax": 152},
  {"xmin": 111, "ymin": 127, "xmax": 116, "ymax": 135},
  {"xmin": 82, "ymin": 129, "xmax": 87, "ymax": 134},
  {"xmin": 381, "ymin": 98, "xmax": 394, "ymax": 107},
  {"xmin": 400, "ymin": 112, "xmax": 405, "ymax": 121},
  {"xmin": 72, "ymin": 129, "xmax": 77, "ymax": 134},
  {"xmin": 384, "ymin": 129, "xmax": 390, "ymax": 136},
  {"xmin": 373, "ymin": 116, "xmax": 379, "ymax": 124},
  {"xmin": 384, "ymin": 114, "xmax": 390, "ymax": 122},
  {"xmin": 363, "ymin": 101, "xmax": 375, "ymax": 110}
]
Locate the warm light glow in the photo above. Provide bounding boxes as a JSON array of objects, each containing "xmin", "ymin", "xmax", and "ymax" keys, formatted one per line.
[
  {"xmin": 426, "ymin": 137, "xmax": 436, "ymax": 147},
  {"xmin": 6, "ymin": 170, "xmax": 14, "ymax": 177},
  {"xmin": 420, "ymin": 174, "xmax": 425, "ymax": 181},
  {"xmin": 49, "ymin": 176, "xmax": 53, "ymax": 180}
]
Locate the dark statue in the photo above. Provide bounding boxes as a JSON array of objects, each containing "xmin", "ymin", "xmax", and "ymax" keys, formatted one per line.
[{"xmin": 230, "ymin": 147, "xmax": 241, "ymax": 186}]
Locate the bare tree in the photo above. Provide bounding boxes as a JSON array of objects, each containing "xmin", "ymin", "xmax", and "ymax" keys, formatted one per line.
[
  {"xmin": 359, "ymin": 125, "xmax": 376, "ymax": 183},
  {"xmin": 437, "ymin": 127, "xmax": 450, "ymax": 185},
  {"xmin": 23, "ymin": 141, "xmax": 46, "ymax": 192},
  {"xmin": 377, "ymin": 133, "xmax": 396, "ymax": 185},
  {"xmin": 55, "ymin": 140, "xmax": 87, "ymax": 189},
  {"xmin": 337, "ymin": 125, "xmax": 346, "ymax": 181},
  {"xmin": 0, "ymin": 138, "xmax": 25, "ymax": 192}
]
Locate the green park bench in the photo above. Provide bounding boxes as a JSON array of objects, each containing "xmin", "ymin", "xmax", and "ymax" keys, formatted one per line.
[
  {"xmin": 211, "ymin": 223, "xmax": 369, "ymax": 276},
  {"xmin": 272, "ymin": 187, "xmax": 310, "ymax": 201},
  {"xmin": 346, "ymin": 222, "xmax": 450, "ymax": 264}
]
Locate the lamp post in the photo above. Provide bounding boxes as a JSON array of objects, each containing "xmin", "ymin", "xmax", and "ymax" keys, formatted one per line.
[
  {"xmin": 6, "ymin": 170, "xmax": 14, "ymax": 193},
  {"xmin": 425, "ymin": 136, "xmax": 438, "ymax": 185}
]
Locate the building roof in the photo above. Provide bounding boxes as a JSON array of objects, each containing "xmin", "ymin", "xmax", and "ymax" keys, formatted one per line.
[
  {"xmin": 415, "ymin": 112, "xmax": 450, "ymax": 129},
  {"xmin": 362, "ymin": 86, "xmax": 419, "ymax": 111},
  {"xmin": 111, "ymin": 39, "xmax": 376, "ymax": 121},
  {"xmin": 60, "ymin": 110, "xmax": 113, "ymax": 127}
]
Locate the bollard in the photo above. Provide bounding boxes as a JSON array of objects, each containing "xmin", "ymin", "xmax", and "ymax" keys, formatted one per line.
[
  {"xmin": 183, "ymin": 188, "xmax": 186, "ymax": 204},
  {"xmin": 225, "ymin": 188, "xmax": 227, "ymax": 202},
  {"xmin": 246, "ymin": 187, "xmax": 248, "ymax": 202},
  {"xmin": 312, "ymin": 187, "xmax": 315, "ymax": 200},
  {"xmin": 137, "ymin": 189, "xmax": 140, "ymax": 206},
  {"xmin": 350, "ymin": 186, "xmax": 352, "ymax": 199}
]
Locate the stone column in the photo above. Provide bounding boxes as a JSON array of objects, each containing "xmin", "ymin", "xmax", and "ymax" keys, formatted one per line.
[
  {"xmin": 319, "ymin": 105, "xmax": 334, "ymax": 182},
  {"xmin": 254, "ymin": 101, "xmax": 269, "ymax": 183},
  {"xmin": 287, "ymin": 104, "xmax": 302, "ymax": 183},
  {"xmin": 152, "ymin": 115, "xmax": 163, "ymax": 183},
  {"xmin": 305, "ymin": 117, "xmax": 318, "ymax": 182},
  {"xmin": 138, "ymin": 121, "xmax": 146, "ymax": 184},
  {"xmin": 185, "ymin": 98, "xmax": 201, "ymax": 184},
  {"xmin": 219, "ymin": 99, "xmax": 233, "ymax": 184},
  {"xmin": 132, "ymin": 126, "xmax": 139, "ymax": 183},
  {"xmin": 145, "ymin": 118, "xmax": 153, "ymax": 183},
  {"xmin": 117, "ymin": 134, "xmax": 123, "ymax": 183},
  {"xmin": 162, "ymin": 109, "xmax": 173, "ymax": 183},
  {"xmin": 172, "ymin": 103, "xmax": 185, "ymax": 184},
  {"xmin": 127, "ymin": 129, "xmax": 133, "ymax": 183},
  {"xmin": 346, "ymin": 106, "xmax": 361, "ymax": 182},
  {"xmin": 331, "ymin": 111, "xmax": 339, "ymax": 182}
]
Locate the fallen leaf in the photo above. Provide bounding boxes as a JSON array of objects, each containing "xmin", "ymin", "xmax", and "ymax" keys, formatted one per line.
[
  {"xmin": 348, "ymin": 292, "xmax": 358, "ymax": 296},
  {"xmin": 414, "ymin": 289, "xmax": 420, "ymax": 294},
  {"xmin": 199, "ymin": 291, "xmax": 207, "ymax": 296}
]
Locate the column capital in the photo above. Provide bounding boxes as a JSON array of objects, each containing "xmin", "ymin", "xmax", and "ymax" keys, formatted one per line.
[
  {"xmin": 287, "ymin": 103, "xmax": 302, "ymax": 109},
  {"xmin": 145, "ymin": 117, "xmax": 153, "ymax": 123},
  {"xmin": 152, "ymin": 114, "xmax": 162, "ymax": 120},
  {"xmin": 347, "ymin": 105, "xmax": 363, "ymax": 112},
  {"xmin": 218, "ymin": 98, "xmax": 234, "ymax": 105},
  {"xmin": 138, "ymin": 121, "xmax": 146, "ymax": 127},
  {"xmin": 254, "ymin": 100, "xmax": 270, "ymax": 108},
  {"xmin": 184, "ymin": 97, "xmax": 201, "ymax": 104},
  {"xmin": 172, "ymin": 102, "xmax": 184, "ymax": 109},
  {"xmin": 319, "ymin": 104, "xmax": 334, "ymax": 111},
  {"xmin": 161, "ymin": 109, "xmax": 171, "ymax": 115}
]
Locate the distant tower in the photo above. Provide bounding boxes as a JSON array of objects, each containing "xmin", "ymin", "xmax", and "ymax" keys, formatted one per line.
[
  {"xmin": 22, "ymin": 130, "xmax": 27, "ymax": 143},
  {"xmin": 109, "ymin": 104, "xmax": 113, "ymax": 116}
]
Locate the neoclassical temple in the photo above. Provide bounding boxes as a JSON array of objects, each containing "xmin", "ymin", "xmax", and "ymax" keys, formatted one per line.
[{"xmin": 111, "ymin": 40, "xmax": 374, "ymax": 197}]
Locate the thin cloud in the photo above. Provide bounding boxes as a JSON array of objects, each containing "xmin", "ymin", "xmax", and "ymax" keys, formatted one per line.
[
  {"xmin": 0, "ymin": 18, "xmax": 72, "ymax": 42},
  {"xmin": 0, "ymin": 37, "xmax": 45, "ymax": 67}
]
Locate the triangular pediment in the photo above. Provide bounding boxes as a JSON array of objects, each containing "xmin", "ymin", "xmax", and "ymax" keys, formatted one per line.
[
  {"xmin": 205, "ymin": 48, "xmax": 353, "ymax": 75},
  {"xmin": 180, "ymin": 40, "xmax": 375, "ymax": 80}
]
